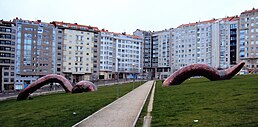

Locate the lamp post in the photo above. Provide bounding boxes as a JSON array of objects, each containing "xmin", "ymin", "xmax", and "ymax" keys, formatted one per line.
[
  {"xmin": 116, "ymin": 57, "xmax": 120, "ymax": 98},
  {"xmin": 140, "ymin": 67, "xmax": 142, "ymax": 85},
  {"xmin": 132, "ymin": 63, "xmax": 135, "ymax": 89}
]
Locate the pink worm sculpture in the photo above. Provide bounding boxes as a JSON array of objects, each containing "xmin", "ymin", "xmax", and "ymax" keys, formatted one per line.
[
  {"xmin": 162, "ymin": 62, "xmax": 245, "ymax": 86},
  {"xmin": 72, "ymin": 81, "xmax": 97, "ymax": 93},
  {"xmin": 17, "ymin": 74, "xmax": 97, "ymax": 101}
]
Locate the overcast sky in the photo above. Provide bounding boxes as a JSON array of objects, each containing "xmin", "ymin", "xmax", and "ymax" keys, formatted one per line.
[{"xmin": 0, "ymin": 0, "xmax": 257, "ymax": 34}]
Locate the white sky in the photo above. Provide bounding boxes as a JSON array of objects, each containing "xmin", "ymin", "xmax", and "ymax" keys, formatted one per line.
[{"xmin": 0, "ymin": 0, "xmax": 257, "ymax": 34}]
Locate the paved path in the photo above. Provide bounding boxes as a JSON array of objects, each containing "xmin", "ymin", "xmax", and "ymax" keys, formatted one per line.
[{"xmin": 73, "ymin": 81, "xmax": 154, "ymax": 127}]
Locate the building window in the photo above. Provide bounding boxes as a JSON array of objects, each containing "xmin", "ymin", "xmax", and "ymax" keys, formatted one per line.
[
  {"xmin": 4, "ymin": 72, "xmax": 9, "ymax": 76},
  {"xmin": 4, "ymin": 78, "xmax": 8, "ymax": 82}
]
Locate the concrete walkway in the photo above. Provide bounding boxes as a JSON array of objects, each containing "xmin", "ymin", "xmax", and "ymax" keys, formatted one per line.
[{"xmin": 73, "ymin": 80, "xmax": 154, "ymax": 127}]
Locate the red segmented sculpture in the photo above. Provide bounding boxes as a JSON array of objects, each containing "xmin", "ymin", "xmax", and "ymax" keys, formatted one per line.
[
  {"xmin": 17, "ymin": 74, "xmax": 97, "ymax": 101},
  {"xmin": 162, "ymin": 62, "xmax": 245, "ymax": 86},
  {"xmin": 72, "ymin": 81, "xmax": 97, "ymax": 93}
]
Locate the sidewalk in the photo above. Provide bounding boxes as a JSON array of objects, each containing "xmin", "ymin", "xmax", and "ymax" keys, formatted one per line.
[{"xmin": 73, "ymin": 80, "xmax": 154, "ymax": 127}]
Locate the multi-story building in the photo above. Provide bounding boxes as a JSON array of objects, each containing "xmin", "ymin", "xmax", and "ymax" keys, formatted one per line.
[
  {"xmin": 14, "ymin": 18, "xmax": 57, "ymax": 90},
  {"xmin": 172, "ymin": 17, "xmax": 238, "ymax": 73},
  {"xmin": 173, "ymin": 19, "xmax": 215, "ymax": 71},
  {"xmin": 99, "ymin": 30, "xmax": 115, "ymax": 80},
  {"xmin": 100, "ymin": 30, "xmax": 143, "ymax": 80},
  {"xmin": 211, "ymin": 16, "xmax": 239, "ymax": 69},
  {"xmin": 133, "ymin": 29, "xmax": 154, "ymax": 79},
  {"xmin": 153, "ymin": 30, "xmax": 171, "ymax": 79},
  {"xmin": 52, "ymin": 21, "xmax": 100, "ymax": 83},
  {"xmin": 238, "ymin": 8, "xmax": 258, "ymax": 70},
  {"xmin": 134, "ymin": 29, "xmax": 171, "ymax": 79},
  {"xmin": 229, "ymin": 17, "xmax": 239, "ymax": 66},
  {"xmin": 173, "ymin": 23, "xmax": 198, "ymax": 70},
  {"xmin": 0, "ymin": 20, "xmax": 16, "ymax": 92}
]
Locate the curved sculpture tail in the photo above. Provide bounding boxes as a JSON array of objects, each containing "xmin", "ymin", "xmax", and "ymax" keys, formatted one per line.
[
  {"xmin": 162, "ymin": 62, "xmax": 245, "ymax": 86},
  {"xmin": 17, "ymin": 74, "xmax": 73, "ymax": 101},
  {"xmin": 17, "ymin": 74, "xmax": 98, "ymax": 101}
]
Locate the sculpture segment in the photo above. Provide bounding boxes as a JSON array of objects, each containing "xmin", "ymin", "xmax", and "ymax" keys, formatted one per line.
[
  {"xmin": 162, "ymin": 62, "xmax": 245, "ymax": 86},
  {"xmin": 17, "ymin": 74, "xmax": 98, "ymax": 100},
  {"xmin": 72, "ymin": 81, "xmax": 98, "ymax": 93},
  {"xmin": 17, "ymin": 74, "xmax": 73, "ymax": 100}
]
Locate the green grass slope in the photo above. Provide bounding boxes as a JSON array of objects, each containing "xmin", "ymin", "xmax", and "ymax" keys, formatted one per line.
[
  {"xmin": 0, "ymin": 82, "xmax": 141, "ymax": 127},
  {"xmin": 152, "ymin": 75, "xmax": 258, "ymax": 127}
]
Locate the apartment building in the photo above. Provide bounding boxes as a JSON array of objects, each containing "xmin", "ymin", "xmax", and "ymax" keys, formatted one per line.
[
  {"xmin": 133, "ymin": 29, "xmax": 154, "ymax": 79},
  {"xmin": 173, "ymin": 19, "xmax": 215, "ymax": 71},
  {"xmin": 52, "ymin": 22, "xmax": 100, "ymax": 83},
  {"xmin": 14, "ymin": 18, "xmax": 57, "ymax": 90},
  {"xmin": 100, "ymin": 30, "xmax": 143, "ymax": 80},
  {"xmin": 172, "ymin": 17, "xmax": 238, "ymax": 72},
  {"xmin": 211, "ymin": 16, "xmax": 239, "ymax": 69},
  {"xmin": 99, "ymin": 31, "xmax": 115, "ymax": 80},
  {"xmin": 229, "ymin": 18, "xmax": 238, "ymax": 66},
  {"xmin": 0, "ymin": 20, "xmax": 16, "ymax": 91},
  {"xmin": 153, "ymin": 30, "xmax": 171, "ymax": 79},
  {"xmin": 173, "ymin": 23, "xmax": 198, "ymax": 70},
  {"xmin": 238, "ymin": 8, "xmax": 258, "ymax": 70}
]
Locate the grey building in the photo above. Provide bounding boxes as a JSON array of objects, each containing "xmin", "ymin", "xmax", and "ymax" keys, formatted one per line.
[
  {"xmin": 0, "ymin": 20, "xmax": 16, "ymax": 91},
  {"xmin": 133, "ymin": 29, "xmax": 154, "ymax": 79},
  {"xmin": 238, "ymin": 8, "xmax": 258, "ymax": 70}
]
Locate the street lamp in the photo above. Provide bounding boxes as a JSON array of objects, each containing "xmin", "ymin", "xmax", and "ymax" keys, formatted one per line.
[
  {"xmin": 116, "ymin": 57, "xmax": 120, "ymax": 98},
  {"xmin": 140, "ymin": 67, "xmax": 142, "ymax": 85},
  {"xmin": 132, "ymin": 63, "xmax": 135, "ymax": 89}
]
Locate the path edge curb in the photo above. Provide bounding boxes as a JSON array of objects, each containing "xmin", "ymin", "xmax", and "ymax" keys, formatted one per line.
[{"xmin": 132, "ymin": 80, "xmax": 155, "ymax": 127}]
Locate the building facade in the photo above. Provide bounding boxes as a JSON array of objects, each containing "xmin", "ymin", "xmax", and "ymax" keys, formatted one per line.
[
  {"xmin": 173, "ymin": 20, "xmax": 215, "ymax": 72},
  {"xmin": 0, "ymin": 20, "xmax": 16, "ymax": 91},
  {"xmin": 238, "ymin": 8, "xmax": 258, "ymax": 70},
  {"xmin": 100, "ymin": 30, "xmax": 143, "ymax": 80},
  {"xmin": 53, "ymin": 22, "xmax": 100, "ymax": 83},
  {"xmin": 153, "ymin": 30, "xmax": 171, "ymax": 79},
  {"xmin": 133, "ymin": 29, "xmax": 154, "ymax": 79},
  {"xmin": 171, "ymin": 17, "xmax": 238, "ymax": 73},
  {"xmin": 14, "ymin": 19, "xmax": 57, "ymax": 90}
]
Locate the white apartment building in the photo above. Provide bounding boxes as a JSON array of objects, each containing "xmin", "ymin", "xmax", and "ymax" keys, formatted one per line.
[
  {"xmin": 53, "ymin": 21, "xmax": 100, "ymax": 83},
  {"xmin": 212, "ymin": 17, "xmax": 239, "ymax": 69},
  {"xmin": 100, "ymin": 31, "xmax": 143, "ymax": 80},
  {"xmin": 99, "ymin": 31, "xmax": 115, "ymax": 79},
  {"xmin": 238, "ymin": 8, "xmax": 258, "ymax": 70},
  {"xmin": 172, "ymin": 24, "xmax": 198, "ymax": 70},
  {"xmin": 172, "ymin": 17, "xmax": 238, "ymax": 71}
]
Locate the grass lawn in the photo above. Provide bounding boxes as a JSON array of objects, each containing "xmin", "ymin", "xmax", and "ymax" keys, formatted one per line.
[
  {"xmin": 0, "ymin": 81, "xmax": 142, "ymax": 127},
  {"xmin": 152, "ymin": 74, "xmax": 258, "ymax": 127}
]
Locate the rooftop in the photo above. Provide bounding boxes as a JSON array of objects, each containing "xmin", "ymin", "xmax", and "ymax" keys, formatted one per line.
[
  {"xmin": 177, "ymin": 15, "xmax": 239, "ymax": 28},
  {"xmin": 52, "ymin": 21, "xmax": 99, "ymax": 32},
  {"xmin": 101, "ymin": 29, "xmax": 142, "ymax": 39},
  {"xmin": 241, "ymin": 8, "xmax": 258, "ymax": 14}
]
